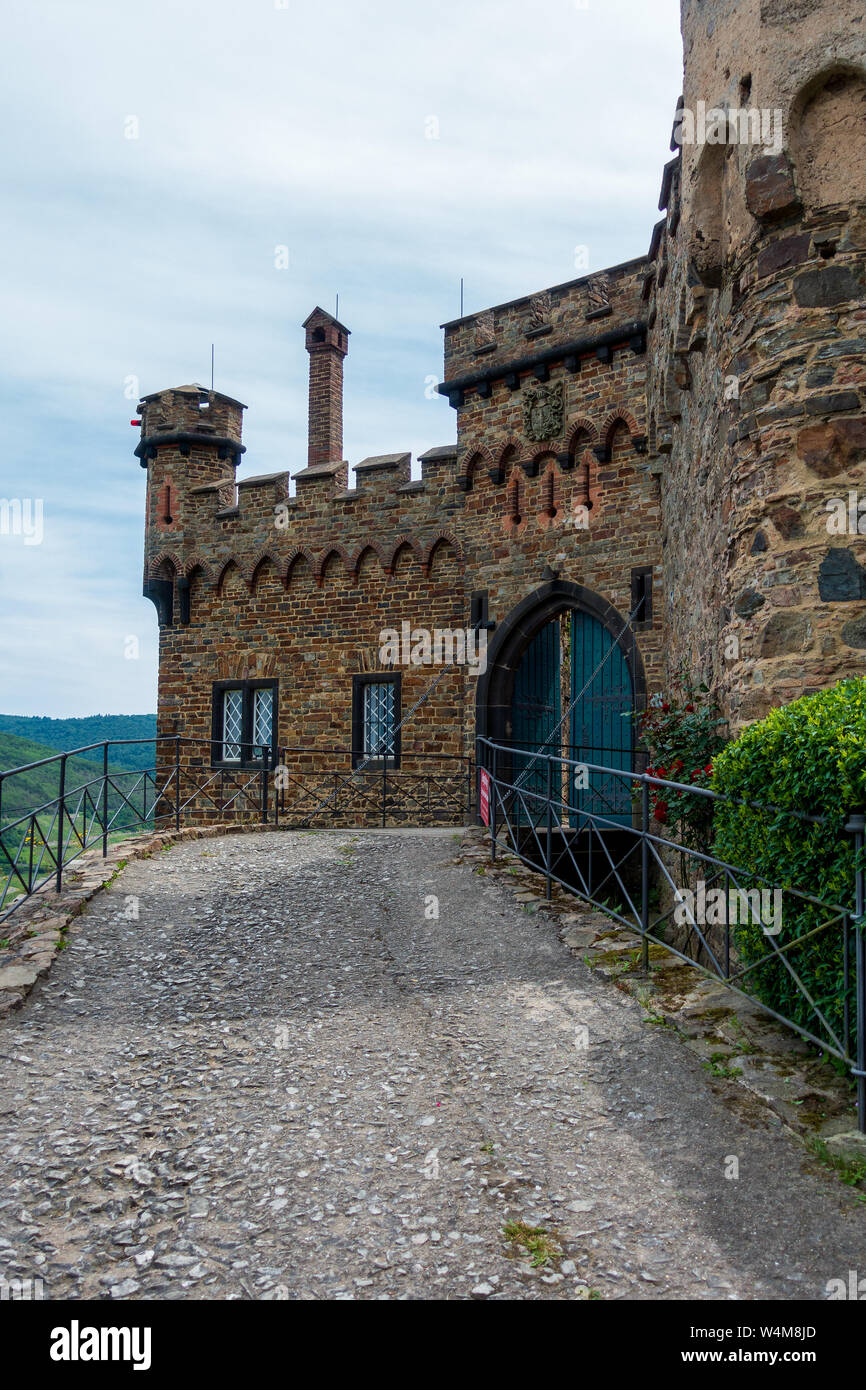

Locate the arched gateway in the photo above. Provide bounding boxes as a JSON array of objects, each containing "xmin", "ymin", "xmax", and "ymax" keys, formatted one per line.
[{"xmin": 476, "ymin": 580, "xmax": 647, "ymax": 827}]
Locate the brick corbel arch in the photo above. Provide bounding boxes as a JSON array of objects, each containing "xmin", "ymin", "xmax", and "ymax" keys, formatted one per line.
[
  {"xmin": 521, "ymin": 440, "xmax": 557, "ymax": 477},
  {"xmin": 315, "ymin": 546, "xmax": 353, "ymax": 587},
  {"xmin": 603, "ymin": 405, "xmax": 644, "ymax": 444},
  {"xmin": 349, "ymin": 541, "xmax": 389, "ymax": 584},
  {"xmin": 149, "ymin": 550, "xmax": 182, "ymax": 578},
  {"xmin": 529, "ymin": 444, "xmax": 559, "ymax": 469},
  {"xmin": 386, "ymin": 534, "xmax": 424, "ymax": 575},
  {"xmin": 565, "ymin": 417, "xmax": 599, "ymax": 454},
  {"xmin": 459, "ymin": 443, "xmax": 495, "ymax": 491},
  {"xmin": 215, "ymin": 556, "xmax": 244, "ymax": 593},
  {"xmin": 421, "ymin": 531, "xmax": 464, "ymax": 578},
  {"xmin": 489, "ymin": 436, "xmax": 523, "ymax": 486},
  {"xmin": 495, "ymin": 435, "xmax": 523, "ymax": 467},
  {"xmin": 182, "ymin": 554, "xmax": 214, "ymax": 583},
  {"xmin": 284, "ymin": 547, "xmax": 317, "ymax": 587},
  {"xmin": 247, "ymin": 549, "xmax": 284, "ymax": 591}
]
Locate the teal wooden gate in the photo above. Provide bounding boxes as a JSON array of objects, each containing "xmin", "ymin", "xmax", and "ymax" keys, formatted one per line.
[
  {"xmin": 511, "ymin": 619, "xmax": 561, "ymax": 826},
  {"xmin": 569, "ymin": 610, "xmax": 633, "ymax": 826}
]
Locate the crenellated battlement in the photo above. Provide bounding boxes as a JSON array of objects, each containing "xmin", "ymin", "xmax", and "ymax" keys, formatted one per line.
[{"xmin": 137, "ymin": 271, "xmax": 663, "ymax": 657}]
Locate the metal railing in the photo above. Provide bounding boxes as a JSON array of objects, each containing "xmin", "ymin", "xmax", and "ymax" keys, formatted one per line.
[
  {"xmin": 477, "ymin": 735, "xmax": 866, "ymax": 1132},
  {"xmin": 273, "ymin": 745, "xmax": 473, "ymax": 829},
  {"xmin": 0, "ymin": 737, "xmax": 474, "ymax": 922}
]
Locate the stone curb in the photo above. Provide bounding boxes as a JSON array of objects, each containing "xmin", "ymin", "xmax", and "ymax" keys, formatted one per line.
[{"xmin": 454, "ymin": 826, "xmax": 860, "ymax": 1159}]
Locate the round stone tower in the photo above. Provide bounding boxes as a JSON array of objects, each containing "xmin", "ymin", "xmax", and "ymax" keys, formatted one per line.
[
  {"xmin": 135, "ymin": 383, "xmax": 246, "ymax": 626},
  {"xmin": 649, "ymin": 0, "xmax": 866, "ymax": 724}
]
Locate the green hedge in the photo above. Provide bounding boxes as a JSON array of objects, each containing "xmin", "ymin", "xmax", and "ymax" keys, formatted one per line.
[{"xmin": 711, "ymin": 678, "xmax": 866, "ymax": 1049}]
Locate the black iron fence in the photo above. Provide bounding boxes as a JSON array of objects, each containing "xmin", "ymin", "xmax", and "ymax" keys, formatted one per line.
[
  {"xmin": 7, "ymin": 729, "xmax": 861, "ymax": 1128},
  {"xmin": 477, "ymin": 735, "xmax": 866, "ymax": 1133},
  {"xmin": 272, "ymin": 744, "xmax": 473, "ymax": 828},
  {"xmin": 0, "ymin": 737, "xmax": 474, "ymax": 923}
]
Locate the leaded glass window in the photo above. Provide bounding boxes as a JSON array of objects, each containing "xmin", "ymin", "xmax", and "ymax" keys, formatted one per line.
[
  {"xmin": 222, "ymin": 688, "xmax": 243, "ymax": 762},
  {"xmin": 252, "ymin": 687, "xmax": 274, "ymax": 758},
  {"xmin": 363, "ymin": 681, "xmax": 396, "ymax": 759},
  {"xmin": 212, "ymin": 681, "xmax": 277, "ymax": 767}
]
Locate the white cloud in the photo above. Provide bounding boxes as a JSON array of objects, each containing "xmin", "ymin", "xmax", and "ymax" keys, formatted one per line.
[{"xmin": 0, "ymin": 0, "xmax": 682, "ymax": 717}]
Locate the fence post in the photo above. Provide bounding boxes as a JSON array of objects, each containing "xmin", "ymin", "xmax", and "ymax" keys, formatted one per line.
[
  {"xmin": 640, "ymin": 775, "xmax": 650, "ymax": 972},
  {"xmin": 723, "ymin": 868, "xmax": 731, "ymax": 980},
  {"xmin": 56, "ymin": 753, "xmax": 67, "ymax": 893},
  {"xmin": 382, "ymin": 758, "xmax": 387, "ymax": 829},
  {"xmin": 847, "ymin": 813, "xmax": 866, "ymax": 1135},
  {"xmin": 261, "ymin": 749, "xmax": 269, "ymax": 826},
  {"xmin": 174, "ymin": 736, "xmax": 181, "ymax": 832},
  {"xmin": 102, "ymin": 742, "xmax": 109, "ymax": 857},
  {"xmin": 545, "ymin": 756, "xmax": 552, "ymax": 901},
  {"xmin": 490, "ymin": 744, "xmax": 497, "ymax": 861}
]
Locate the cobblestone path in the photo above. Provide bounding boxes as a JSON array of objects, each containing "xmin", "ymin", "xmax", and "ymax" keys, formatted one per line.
[{"xmin": 1, "ymin": 829, "xmax": 863, "ymax": 1300}]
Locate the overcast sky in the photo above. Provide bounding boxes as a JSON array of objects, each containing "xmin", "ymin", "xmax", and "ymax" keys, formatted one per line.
[{"xmin": 0, "ymin": 0, "xmax": 682, "ymax": 719}]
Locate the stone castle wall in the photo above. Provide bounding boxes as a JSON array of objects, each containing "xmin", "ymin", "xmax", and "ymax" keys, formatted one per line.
[
  {"xmin": 652, "ymin": 0, "xmax": 866, "ymax": 724},
  {"xmin": 137, "ymin": 265, "xmax": 664, "ymax": 810}
]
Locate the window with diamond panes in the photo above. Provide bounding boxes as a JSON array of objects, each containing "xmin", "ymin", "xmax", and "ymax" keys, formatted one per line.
[
  {"xmin": 363, "ymin": 682, "xmax": 396, "ymax": 759},
  {"xmin": 222, "ymin": 688, "xmax": 243, "ymax": 762},
  {"xmin": 252, "ymin": 687, "xmax": 274, "ymax": 757},
  {"xmin": 212, "ymin": 681, "xmax": 277, "ymax": 767}
]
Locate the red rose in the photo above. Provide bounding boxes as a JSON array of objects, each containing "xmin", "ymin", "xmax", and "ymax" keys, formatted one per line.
[{"xmin": 653, "ymin": 802, "xmax": 668, "ymax": 823}]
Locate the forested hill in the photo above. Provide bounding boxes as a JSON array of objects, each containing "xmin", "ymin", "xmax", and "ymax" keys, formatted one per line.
[{"xmin": 0, "ymin": 715, "xmax": 157, "ymax": 771}]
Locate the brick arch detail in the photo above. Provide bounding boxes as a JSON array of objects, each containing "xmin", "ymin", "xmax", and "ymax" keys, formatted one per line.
[
  {"xmin": 315, "ymin": 546, "xmax": 353, "ymax": 587},
  {"xmin": 601, "ymin": 407, "xmax": 642, "ymax": 448},
  {"xmin": 248, "ymin": 549, "xmax": 285, "ymax": 592},
  {"xmin": 386, "ymin": 534, "xmax": 424, "ymax": 574},
  {"xmin": 421, "ymin": 530, "xmax": 464, "ymax": 577},
  {"xmin": 284, "ymin": 547, "xmax": 317, "ymax": 587},
  {"xmin": 215, "ymin": 556, "xmax": 245, "ymax": 593},
  {"xmin": 182, "ymin": 554, "xmax": 214, "ymax": 583},
  {"xmin": 461, "ymin": 443, "xmax": 495, "ymax": 488},
  {"xmin": 349, "ymin": 541, "xmax": 389, "ymax": 581},
  {"xmin": 530, "ymin": 445, "xmax": 559, "ymax": 467},
  {"xmin": 565, "ymin": 416, "xmax": 599, "ymax": 453},
  {"xmin": 149, "ymin": 550, "xmax": 182, "ymax": 578},
  {"xmin": 494, "ymin": 436, "xmax": 524, "ymax": 470}
]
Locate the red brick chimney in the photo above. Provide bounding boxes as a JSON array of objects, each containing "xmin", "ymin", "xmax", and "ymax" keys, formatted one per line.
[{"xmin": 303, "ymin": 307, "xmax": 350, "ymax": 468}]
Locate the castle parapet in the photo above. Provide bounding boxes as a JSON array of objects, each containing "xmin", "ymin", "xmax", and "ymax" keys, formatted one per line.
[
  {"xmin": 418, "ymin": 444, "xmax": 458, "ymax": 484},
  {"xmin": 353, "ymin": 452, "xmax": 411, "ymax": 490},
  {"xmin": 291, "ymin": 459, "xmax": 349, "ymax": 494}
]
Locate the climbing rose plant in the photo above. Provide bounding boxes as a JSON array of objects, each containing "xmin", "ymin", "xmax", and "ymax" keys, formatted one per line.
[{"xmin": 634, "ymin": 676, "xmax": 727, "ymax": 851}]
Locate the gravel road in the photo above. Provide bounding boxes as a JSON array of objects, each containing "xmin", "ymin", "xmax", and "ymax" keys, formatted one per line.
[{"xmin": 0, "ymin": 828, "xmax": 863, "ymax": 1300}]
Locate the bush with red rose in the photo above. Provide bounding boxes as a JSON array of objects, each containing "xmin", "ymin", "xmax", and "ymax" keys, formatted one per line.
[{"xmin": 634, "ymin": 677, "xmax": 727, "ymax": 851}]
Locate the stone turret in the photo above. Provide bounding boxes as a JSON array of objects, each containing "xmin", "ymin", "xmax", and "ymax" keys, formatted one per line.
[
  {"xmin": 135, "ymin": 383, "xmax": 246, "ymax": 625},
  {"xmin": 649, "ymin": 0, "xmax": 866, "ymax": 723}
]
